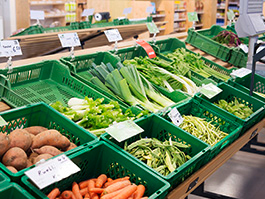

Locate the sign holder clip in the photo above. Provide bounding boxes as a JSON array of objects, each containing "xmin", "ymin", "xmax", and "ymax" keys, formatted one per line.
[{"xmin": 5, "ymin": 56, "xmax": 13, "ymax": 73}]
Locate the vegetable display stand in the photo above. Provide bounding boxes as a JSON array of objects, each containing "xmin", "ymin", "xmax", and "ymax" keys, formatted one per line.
[
  {"xmin": 101, "ymin": 114, "xmax": 210, "ymax": 188},
  {"xmin": 195, "ymin": 82, "xmax": 265, "ymax": 133},
  {"xmin": 150, "ymin": 38, "xmax": 236, "ymax": 83},
  {"xmin": 161, "ymin": 99, "xmax": 243, "ymax": 162},
  {"xmin": 228, "ymin": 73, "xmax": 265, "ymax": 102},
  {"xmin": 0, "ymin": 102, "xmax": 97, "ymax": 183},
  {"xmin": 21, "ymin": 141, "xmax": 170, "ymax": 199},
  {"xmin": 0, "ymin": 183, "xmax": 35, "ymax": 199},
  {"xmin": 11, "ymin": 25, "xmax": 44, "ymax": 37}
]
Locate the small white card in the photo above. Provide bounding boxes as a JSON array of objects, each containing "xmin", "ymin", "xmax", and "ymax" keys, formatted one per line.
[
  {"xmin": 81, "ymin": 8, "xmax": 95, "ymax": 17},
  {"xmin": 200, "ymin": 83, "xmax": 223, "ymax": 99},
  {"xmin": 231, "ymin": 68, "xmax": 252, "ymax": 78},
  {"xmin": 25, "ymin": 154, "xmax": 80, "ymax": 189},
  {"xmin": 123, "ymin": 7, "xmax": 132, "ymax": 15},
  {"xmin": 30, "ymin": 10, "xmax": 45, "ymax": 20},
  {"xmin": 146, "ymin": 6, "xmax": 155, "ymax": 14},
  {"xmin": 104, "ymin": 29, "xmax": 123, "ymax": 43},
  {"xmin": 0, "ymin": 40, "xmax": 22, "ymax": 57},
  {"xmin": 106, "ymin": 120, "xmax": 144, "ymax": 142},
  {"xmin": 58, "ymin": 33, "xmax": 81, "ymax": 48},
  {"xmin": 239, "ymin": 44, "xmax": 248, "ymax": 53},
  {"xmin": 168, "ymin": 107, "xmax": 183, "ymax": 126}
]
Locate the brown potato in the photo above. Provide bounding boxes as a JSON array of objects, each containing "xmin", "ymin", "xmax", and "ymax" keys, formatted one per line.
[
  {"xmin": 0, "ymin": 134, "xmax": 10, "ymax": 156},
  {"xmin": 6, "ymin": 166, "xmax": 18, "ymax": 173},
  {"xmin": 33, "ymin": 154, "xmax": 53, "ymax": 165},
  {"xmin": 9, "ymin": 129, "xmax": 32, "ymax": 151},
  {"xmin": 29, "ymin": 134, "xmax": 35, "ymax": 141},
  {"xmin": 26, "ymin": 159, "xmax": 33, "ymax": 168},
  {"xmin": 34, "ymin": 146, "xmax": 62, "ymax": 156},
  {"xmin": 2, "ymin": 147, "xmax": 27, "ymax": 171},
  {"xmin": 24, "ymin": 126, "xmax": 48, "ymax": 135},
  {"xmin": 31, "ymin": 130, "xmax": 70, "ymax": 150},
  {"xmin": 66, "ymin": 142, "xmax": 77, "ymax": 151},
  {"xmin": 28, "ymin": 152, "xmax": 38, "ymax": 163}
]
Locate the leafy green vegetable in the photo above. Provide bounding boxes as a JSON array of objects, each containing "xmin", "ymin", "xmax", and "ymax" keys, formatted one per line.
[
  {"xmin": 179, "ymin": 115, "xmax": 228, "ymax": 146},
  {"xmin": 214, "ymin": 98, "xmax": 254, "ymax": 119},
  {"xmin": 212, "ymin": 30, "xmax": 242, "ymax": 47},
  {"xmin": 125, "ymin": 137, "xmax": 191, "ymax": 176}
]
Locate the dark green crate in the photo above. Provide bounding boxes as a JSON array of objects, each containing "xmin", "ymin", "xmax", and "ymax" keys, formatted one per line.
[
  {"xmin": 128, "ymin": 16, "xmax": 153, "ymax": 25},
  {"xmin": 228, "ymin": 48, "xmax": 247, "ymax": 68},
  {"xmin": 161, "ymin": 99, "xmax": 242, "ymax": 162},
  {"xmin": 195, "ymin": 82, "xmax": 265, "ymax": 132},
  {"xmin": 43, "ymin": 25, "xmax": 74, "ymax": 33},
  {"xmin": 101, "ymin": 114, "xmax": 210, "ymax": 188},
  {"xmin": 0, "ymin": 170, "xmax": 10, "ymax": 185},
  {"xmin": 79, "ymin": 21, "xmax": 91, "ymax": 29},
  {"xmin": 228, "ymin": 73, "xmax": 265, "ymax": 102},
  {"xmin": 0, "ymin": 183, "xmax": 35, "ymax": 199},
  {"xmin": 0, "ymin": 102, "xmax": 97, "ymax": 182},
  {"xmin": 11, "ymin": 25, "xmax": 44, "ymax": 37},
  {"xmin": 21, "ymin": 141, "xmax": 170, "ymax": 199}
]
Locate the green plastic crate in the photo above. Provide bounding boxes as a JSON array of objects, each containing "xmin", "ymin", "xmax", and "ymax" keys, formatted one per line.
[
  {"xmin": 0, "ymin": 171, "xmax": 10, "ymax": 185},
  {"xmin": 21, "ymin": 141, "xmax": 170, "ymax": 199},
  {"xmin": 0, "ymin": 102, "xmax": 97, "ymax": 182},
  {"xmin": 0, "ymin": 183, "xmax": 35, "ymax": 199},
  {"xmin": 101, "ymin": 114, "xmax": 210, "ymax": 188},
  {"xmin": 128, "ymin": 16, "xmax": 153, "ymax": 25},
  {"xmin": 195, "ymin": 82, "xmax": 265, "ymax": 132},
  {"xmin": 79, "ymin": 21, "xmax": 91, "ymax": 29},
  {"xmin": 161, "ymin": 98, "xmax": 242, "ymax": 162},
  {"xmin": 228, "ymin": 73, "xmax": 265, "ymax": 102},
  {"xmin": 12, "ymin": 25, "xmax": 44, "ymax": 37}
]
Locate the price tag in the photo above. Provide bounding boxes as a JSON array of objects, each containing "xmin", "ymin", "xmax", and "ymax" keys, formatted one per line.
[
  {"xmin": 81, "ymin": 8, "xmax": 95, "ymax": 17},
  {"xmin": 0, "ymin": 40, "xmax": 22, "ymax": 57},
  {"xmin": 239, "ymin": 44, "xmax": 248, "ymax": 53},
  {"xmin": 146, "ymin": 22, "xmax": 159, "ymax": 34},
  {"xmin": 106, "ymin": 120, "xmax": 144, "ymax": 142},
  {"xmin": 58, "ymin": 33, "xmax": 81, "ymax": 48},
  {"xmin": 200, "ymin": 83, "xmax": 222, "ymax": 99},
  {"xmin": 146, "ymin": 6, "xmax": 155, "ymax": 14},
  {"xmin": 227, "ymin": 9, "xmax": 235, "ymax": 21},
  {"xmin": 25, "ymin": 154, "xmax": 80, "ymax": 189},
  {"xmin": 123, "ymin": 7, "xmax": 132, "ymax": 15},
  {"xmin": 187, "ymin": 12, "xmax": 198, "ymax": 22},
  {"xmin": 231, "ymin": 68, "xmax": 252, "ymax": 78},
  {"xmin": 30, "ymin": 10, "xmax": 45, "ymax": 20},
  {"xmin": 0, "ymin": 116, "xmax": 7, "ymax": 127},
  {"xmin": 136, "ymin": 40, "xmax": 156, "ymax": 58},
  {"xmin": 104, "ymin": 29, "xmax": 123, "ymax": 43},
  {"xmin": 168, "ymin": 107, "xmax": 183, "ymax": 126}
]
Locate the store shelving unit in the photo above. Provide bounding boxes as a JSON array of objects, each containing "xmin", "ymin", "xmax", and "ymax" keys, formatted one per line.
[
  {"xmin": 216, "ymin": 0, "xmax": 240, "ymax": 26},
  {"xmin": 173, "ymin": 1, "xmax": 187, "ymax": 33}
]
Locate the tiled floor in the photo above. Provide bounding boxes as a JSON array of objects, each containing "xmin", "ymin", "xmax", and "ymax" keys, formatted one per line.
[{"xmin": 188, "ymin": 128, "xmax": 265, "ymax": 199}]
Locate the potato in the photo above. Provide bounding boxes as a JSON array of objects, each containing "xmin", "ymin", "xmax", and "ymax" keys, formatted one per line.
[
  {"xmin": 34, "ymin": 146, "xmax": 62, "ymax": 156},
  {"xmin": 29, "ymin": 134, "xmax": 35, "ymax": 141},
  {"xmin": 28, "ymin": 152, "xmax": 38, "ymax": 163},
  {"xmin": 6, "ymin": 166, "xmax": 18, "ymax": 173},
  {"xmin": 2, "ymin": 147, "xmax": 27, "ymax": 171},
  {"xmin": 26, "ymin": 159, "xmax": 33, "ymax": 168},
  {"xmin": 33, "ymin": 154, "xmax": 53, "ymax": 165},
  {"xmin": 66, "ymin": 142, "xmax": 77, "ymax": 151},
  {"xmin": 9, "ymin": 129, "xmax": 32, "ymax": 151},
  {"xmin": 31, "ymin": 130, "xmax": 70, "ymax": 150},
  {"xmin": 24, "ymin": 126, "xmax": 48, "ymax": 136},
  {"xmin": 0, "ymin": 134, "xmax": 10, "ymax": 156}
]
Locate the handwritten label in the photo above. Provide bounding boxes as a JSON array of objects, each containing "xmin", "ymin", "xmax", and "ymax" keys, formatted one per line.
[
  {"xmin": 136, "ymin": 40, "xmax": 156, "ymax": 58},
  {"xmin": 81, "ymin": 8, "xmax": 95, "ymax": 17},
  {"xmin": 200, "ymin": 83, "xmax": 222, "ymax": 99},
  {"xmin": 30, "ymin": 10, "xmax": 45, "ymax": 20},
  {"xmin": 58, "ymin": 33, "xmax": 81, "ymax": 48},
  {"xmin": 123, "ymin": 7, "xmax": 132, "ymax": 15},
  {"xmin": 0, "ymin": 116, "xmax": 7, "ymax": 127},
  {"xmin": 0, "ymin": 40, "xmax": 22, "ymax": 57},
  {"xmin": 146, "ymin": 22, "xmax": 159, "ymax": 34},
  {"xmin": 168, "ymin": 107, "xmax": 183, "ymax": 126},
  {"xmin": 104, "ymin": 29, "xmax": 123, "ymax": 42},
  {"xmin": 231, "ymin": 68, "xmax": 252, "ymax": 78},
  {"xmin": 187, "ymin": 12, "xmax": 198, "ymax": 22},
  {"xmin": 25, "ymin": 154, "xmax": 80, "ymax": 189},
  {"xmin": 106, "ymin": 120, "xmax": 144, "ymax": 142}
]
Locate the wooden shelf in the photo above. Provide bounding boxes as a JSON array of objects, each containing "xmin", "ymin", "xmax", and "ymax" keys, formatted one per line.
[
  {"xmin": 194, "ymin": 23, "xmax": 203, "ymax": 27},
  {"xmin": 175, "ymin": 9, "xmax": 187, "ymax": 12},
  {"xmin": 174, "ymin": 18, "xmax": 186, "ymax": 22},
  {"xmin": 174, "ymin": 27, "xmax": 186, "ymax": 32},
  {"xmin": 217, "ymin": 7, "xmax": 226, "ymax": 10},
  {"xmin": 152, "ymin": 14, "xmax": 166, "ymax": 18},
  {"xmin": 197, "ymin": 12, "xmax": 204, "ymax": 14},
  {"xmin": 30, "ymin": 1, "xmax": 65, "ymax": 6},
  {"xmin": 45, "ymin": 14, "xmax": 66, "ymax": 18},
  {"xmin": 216, "ymin": 17, "xmax": 225, "ymax": 19}
]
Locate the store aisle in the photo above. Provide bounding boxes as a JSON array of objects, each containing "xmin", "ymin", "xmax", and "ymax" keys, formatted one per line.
[{"xmin": 189, "ymin": 128, "xmax": 265, "ymax": 199}]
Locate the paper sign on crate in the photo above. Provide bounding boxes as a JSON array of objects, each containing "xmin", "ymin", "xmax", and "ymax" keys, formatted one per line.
[
  {"xmin": 187, "ymin": 12, "xmax": 198, "ymax": 22},
  {"xmin": 0, "ymin": 40, "xmax": 22, "ymax": 57},
  {"xmin": 200, "ymin": 83, "xmax": 222, "ymax": 99},
  {"xmin": 58, "ymin": 33, "xmax": 81, "ymax": 48},
  {"xmin": 30, "ymin": 10, "xmax": 45, "ymax": 20},
  {"xmin": 231, "ymin": 68, "xmax": 252, "ymax": 78},
  {"xmin": 123, "ymin": 7, "xmax": 132, "ymax": 15},
  {"xmin": 82, "ymin": 8, "xmax": 95, "ymax": 17},
  {"xmin": 104, "ymin": 29, "xmax": 123, "ymax": 43},
  {"xmin": 25, "ymin": 154, "xmax": 80, "ymax": 189},
  {"xmin": 168, "ymin": 107, "xmax": 183, "ymax": 126},
  {"xmin": 106, "ymin": 120, "xmax": 144, "ymax": 142},
  {"xmin": 146, "ymin": 22, "xmax": 159, "ymax": 34}
]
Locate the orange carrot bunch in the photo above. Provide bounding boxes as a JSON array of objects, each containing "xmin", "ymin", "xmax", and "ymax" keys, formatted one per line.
[{"xmin": 47, "ymin": 174, "xmax": 148, "ymax": 199}]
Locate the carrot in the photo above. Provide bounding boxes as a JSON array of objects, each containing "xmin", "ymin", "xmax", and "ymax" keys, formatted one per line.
[
  {"xmin": 87, "ymin": 180, "xmax": 99, "ymax": 199},
  {"xmin": 80, "ymin": 187, "xmax": 88, "ymax": 196},
  {"xmin": 72, "ymin": 182, "xmax": 82, "ymax": 199},
  {"xmin": 104, "ymin": 177, "xmax": 130, "ymax": 187},
  {"xmin": 47, "ymin": 188, "xmax": 60, "ymax": 199},
  {"xmin": 79, "ymin": 180, "xmax": 90, "ymax": 189},
  {"xmin": 89, "ymin": 188, "xmax": 104, "ymax": 194},
  {"xmin": 133, "ymin": 185, "xmax": 145, "ymax": 199},
  {"xmin": 95, "ymin": 174, "xmax": 107, "ymax": 188},
  {"xmin": 61, "ymin": 191, "xmax": 73, "ymax": 199},
  {"xmin": 84, "ymin": 193, "xmax": 90, "ymax": 199},
  {"xmin": 112, "ymin": 184, "xmax": 137, "ymax": 199},
  {"xmin": 101, "ymin": 187, "xmax": 127, "ymax": 199},
  {"xmin": 103, "ymin": 180, "xmax": 131, "ymax": 195},
  {"xmin": 107, "ymin": 178, "xmax": 113, "ymax": 182}
]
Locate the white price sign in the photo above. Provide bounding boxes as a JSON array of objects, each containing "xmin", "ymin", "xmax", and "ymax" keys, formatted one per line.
[
  {"xmin": 58, "ymin": 33, "xmax": 81, "ymax": 48},
  {"xmin": 231, "ymin": 68, "xmax": 252, "ymax": 78},
  {"xmin": 25, "ymin": 154, "xmax": 80, "ymax": 189},
  {"xmin": 168, "ymin": 107, "xmax": 183, "ymax": 126},
  {"xmin": 104, "ymin": 29, "xmax": 123, "ymax": 43},
  {"xmin": 81, "ymin": 8, "xmax": 95, "ymax": 17},
  {"xmin": 30, "ymin": 10, "xmax": 45, "ymax": 20},
  {"xmin": 123, "ymin": 7, "xmax": 132, "ymax": 15},
  {"xmin": 0, "ymin": 40, "xmax": 22, "ymax": 57},
  {"xmin": 200, "ymin": 83, "xmax": 222, "ymax": 99},
  {"xmin": 146, "ymin": 6, "xmax": 155, "ymax": 14}
]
